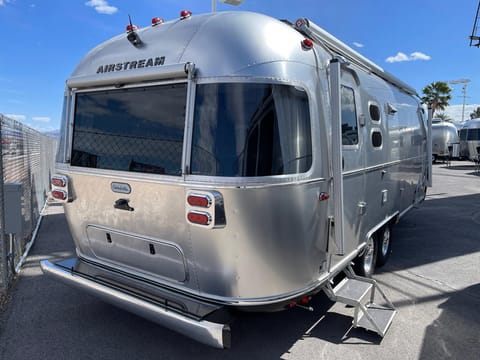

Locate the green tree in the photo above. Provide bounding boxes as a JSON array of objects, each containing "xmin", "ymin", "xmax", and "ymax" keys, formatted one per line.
[
  {"xmin": 421, "ymin": 81, "xmax": 452, "ymax": 115},
  {"xmin": 470, "ymin": 106, "xmax": 480, "ymax": 119},
  {"xmin": 435, "ymin": 112, "xmax": 452, "ymax": 122}
]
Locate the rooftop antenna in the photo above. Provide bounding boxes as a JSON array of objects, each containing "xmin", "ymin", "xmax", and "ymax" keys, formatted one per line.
[{"xmin": 126, "ymin": 14, "xmax": 142, "ymax": 47}]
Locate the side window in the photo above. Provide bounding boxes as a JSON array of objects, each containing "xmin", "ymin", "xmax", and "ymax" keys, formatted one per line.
[
  {"xmin": 369, "ymin": 103, "xmax": 381, "ymax": 122},
  {"xmin": 372, "ymin": 131, "xmax": 383, "ymax": 148},
  {"xmin": 341, "ymin": 86, "xmax": 358, "ymax": 145}
]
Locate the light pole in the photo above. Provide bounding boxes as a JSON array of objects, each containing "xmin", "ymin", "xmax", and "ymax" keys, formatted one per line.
[
  {"xmin": 448, "ymin": 79, "xmax": 471, "ymax": 122},
  {"xmin": 212, "ymin": 0, "xmax": 244, "ymax": 12}
]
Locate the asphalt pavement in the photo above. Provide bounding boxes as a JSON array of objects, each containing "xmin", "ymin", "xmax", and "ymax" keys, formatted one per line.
[{"xmin": 0, "ymin": 161, "xmax": 479, "ymax": 360}]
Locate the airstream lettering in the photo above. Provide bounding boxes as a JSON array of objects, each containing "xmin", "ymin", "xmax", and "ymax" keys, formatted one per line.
[{"xmin": 41, "ymin": 12, "xmax": 430, "ymax": 348}]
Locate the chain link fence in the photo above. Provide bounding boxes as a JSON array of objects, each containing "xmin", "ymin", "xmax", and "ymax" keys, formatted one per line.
[{"xmin": 0, "ymin": 114, "xmax": 57, "ymax": 294}]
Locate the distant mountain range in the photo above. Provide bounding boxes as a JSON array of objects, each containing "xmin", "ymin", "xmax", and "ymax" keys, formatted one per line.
[
  {"xmin": 43, "ymin": 129, "xmax": 60, "ymax": 138},
  {"xmin": 442, "ymin": 104, "xmax": 480, "ymax": 126}
]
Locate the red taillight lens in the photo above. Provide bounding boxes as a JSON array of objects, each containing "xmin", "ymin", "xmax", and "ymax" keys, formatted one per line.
[
  {"xmin": 187, "ymin": 211, "xmax": 211, "ymax": 226},
  {"xmin": 187, "ymin": 194, "xmax": 211, "ymax": 208},
  {"xmin": 152, "ymin": 17, "xmax": 164, "ymax": 26},
  {"xmin": 52, "ymin": 190, "xmax": 67, "ymax": 201},
  {"xmin": 51, "ymin": 176, "xmax": 66, "ymax": 187},
  {"xmin": 180, "ymin": 10, "xmax": 192, "ymax": 19}
]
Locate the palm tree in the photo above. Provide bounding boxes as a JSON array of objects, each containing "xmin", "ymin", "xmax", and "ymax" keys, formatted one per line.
[
  {"xmin": 421, "ymin": 82, "xmax": 452, "ymax": 115},
  {"xmin": 470, "ymin": 106, "xmax": 480, "ymax": 119},
  {"xmin": 435, "ymin": 112, "xmax": 452, "ymax": 122}
]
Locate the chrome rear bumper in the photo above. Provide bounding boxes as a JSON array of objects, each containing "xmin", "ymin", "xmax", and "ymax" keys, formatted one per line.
[{"xmin": 40, "ymin": 258, "xmax": 230, "ymax": 349}]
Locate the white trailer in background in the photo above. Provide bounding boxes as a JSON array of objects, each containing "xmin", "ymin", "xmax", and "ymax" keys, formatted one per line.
[{"xmin": 41, "ymin": 11, "xmax": 430, "ymax": 348}]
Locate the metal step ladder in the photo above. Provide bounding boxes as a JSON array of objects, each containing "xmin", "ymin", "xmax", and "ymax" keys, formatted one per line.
[{"xmin": 323, "ymin": 265, "xmax": 396, "ymax": 337}]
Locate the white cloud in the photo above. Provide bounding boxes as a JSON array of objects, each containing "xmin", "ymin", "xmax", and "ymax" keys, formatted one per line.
[
  {"xmin": 386, "ymin": 52, "xmax": 409, "ymax": 63},
  {"xmin": 386, "ymin": 51, "xmax": 431, "ymax": 63},
  {"xmin": 85, "ymin": 0, "xmax": 118, "ymax": 15},
  {"xmin": 4, "ymin": 114, "xmax": 27, "ymax": 121},
  {"xmin": 353, "ymin": 42, "xmax": 364, "ymax": 48},
  {"xmin": 32, "ymin": 116, "xmax": 51, "ymax": 123},
  {"xmin": 410, "ymin": 52, "xmax": 431, "ymax": 61}
]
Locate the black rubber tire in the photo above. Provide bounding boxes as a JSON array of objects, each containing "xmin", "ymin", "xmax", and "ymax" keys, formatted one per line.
[
  {"xmin": 376, "ymin": 225, "xmax": 392, "ymax": 268},
  {"xmin": 354, "ymin": 235, "xmax": 377, "ymax": 277}
]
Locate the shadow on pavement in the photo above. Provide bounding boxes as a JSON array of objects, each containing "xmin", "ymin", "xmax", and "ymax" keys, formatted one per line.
[{"xmin": 419, "ymin": 284, "xmax": 480, "ymax": 360}]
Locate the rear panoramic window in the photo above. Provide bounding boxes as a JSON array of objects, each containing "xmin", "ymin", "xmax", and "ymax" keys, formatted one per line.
[
  {"xmin": 191, "ymin": 83, "xmax": 312, "ymax": 177},
  {"xmin": 71, "ymin": 83, "xmax": 187, "ymax": 175},
  {"xmin": 467, "ymin": 128, "xmax": 480, "ymax": 140}
]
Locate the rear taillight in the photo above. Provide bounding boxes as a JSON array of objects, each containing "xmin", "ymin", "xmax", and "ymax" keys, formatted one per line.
[
  {"xmin": 51, "ymin": 175, "xmax": 67, "ymax": 187},
  {"xmin": 52, "ymin": 190, "xmax": 67, "ymax": 201},
  {"xmin": 187, "ymin": 211, "xmax": 211, "ymax": 226},
  {"xmin": 187, "ymin": 194, "xmax": 212, "ymax": 208},
  {"xmin": 51, "ymin": 174, "xmax": 69, "ymax": 202},
  {"xmin": 186, "ymin": 190, "xmax": 226, "ymax": 229}
]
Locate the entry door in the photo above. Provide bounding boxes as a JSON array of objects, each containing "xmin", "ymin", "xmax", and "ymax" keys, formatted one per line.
[{"xmin": 338, "ymin": 72, "xmax": 366, "ymax": 255}]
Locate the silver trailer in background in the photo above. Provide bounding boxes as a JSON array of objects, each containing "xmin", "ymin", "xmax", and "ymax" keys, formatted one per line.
[
  {"xmin": 459, "ymin": 118, "xmax": 480, "ymax": 161},
  {"xmin": 41, "ymin": 11, "xmax": 430, "ymax": 348},
  {"xmin": 431, "ymin": 119, "xmax": 459, "ymax": 162}
]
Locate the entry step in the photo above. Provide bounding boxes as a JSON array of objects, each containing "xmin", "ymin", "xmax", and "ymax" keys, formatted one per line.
[
  {"xmin": 333, "ymin": 277, "xmax": 372, "ymax": 305},
  {"xmin": 323, "ymin": 265, "xmax": 396, "ymax": 338},
  {"xmin": 356, "ymin": 304, "xmax": 396, "ymax": 337}
]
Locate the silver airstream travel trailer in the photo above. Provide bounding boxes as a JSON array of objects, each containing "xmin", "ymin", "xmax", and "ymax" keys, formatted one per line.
[
  {"xmin": 459, "ymin": 118, "xmax": 480, "ymax": 162},
  {"xmin": 431, "ymin": 119, "xmax": 459, "ymax": 162},
  {"xmin": 41, "ymin": 11, "xmax": 430, "ymax": 348}
]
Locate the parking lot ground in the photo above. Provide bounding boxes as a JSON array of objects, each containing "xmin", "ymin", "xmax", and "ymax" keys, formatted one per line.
[{"xmin": 0, "ymin": 161, "xmax": 479, "ymax": 359}]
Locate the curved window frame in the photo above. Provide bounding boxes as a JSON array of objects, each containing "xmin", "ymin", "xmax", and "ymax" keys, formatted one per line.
[
  {"xmin": 186, "ymin": 79, "xmax": 315, "ymax": 183},
  {"xmin": 368, "ymin": 101, "xmax": 382, "ymax": 124}
]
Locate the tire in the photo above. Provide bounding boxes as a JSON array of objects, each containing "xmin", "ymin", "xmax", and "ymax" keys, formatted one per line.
[
  {"xmin": 354, "ymin": 235, "xmax": 377, "ymax": 277},
  {"xmin": 376, "ymin": 225, "xmax": 392, "ymax": 268}
]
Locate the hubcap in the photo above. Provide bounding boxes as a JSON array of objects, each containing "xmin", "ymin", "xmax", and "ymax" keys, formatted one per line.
[
  {"xmin": 364, "ymin": 236, "xmax": 375, "ymax": 274},
  {"xmin": 381, "ymin": 227, "xmax": 390, "ymax": 256}
]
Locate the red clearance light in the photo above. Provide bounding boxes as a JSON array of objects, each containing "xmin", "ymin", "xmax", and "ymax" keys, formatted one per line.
[
  {"xmin": 126, "ymin": 24, "xmax": 139, "ymax": 32},
  {"xmin": 180, "ymin": 10, "xmax": 192, "ymax": 19},
  {"xmin": 187, "ymin": 194, "xmax": 212, "ymax": 208},
  {"xmin": 51, "ymin": 176, "xmax": 67, "ymax": 187},
  {"xmin": 187, "ymin": 211, "xmax": 211, "ymax": 226},
  {"xmin": 52, "ymin": 190, "xmax": 67, "ymax": 201},
  {"xmin": 301, "ymin": 38, "xmax": 314, "ymax": 50},
  {"xmin": 152, "ymin": 17, "xmax": 164, "ymax": 26},
  {"xmin": 319, "ymin": 192, "xmax": 330, "ymax": 201}
]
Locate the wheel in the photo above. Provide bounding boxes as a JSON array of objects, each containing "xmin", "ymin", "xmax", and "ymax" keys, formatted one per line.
[
  {"xmin": 354, "ymin": 235, "xmax": 377, "ymax": 277},
  {"xmin": 376, "ymin": 224, "xmax": 392, "ymax": 267}
]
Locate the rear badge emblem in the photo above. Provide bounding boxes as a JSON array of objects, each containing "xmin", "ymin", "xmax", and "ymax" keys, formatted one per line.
[{"xmin": 111, "ymin": 182, "xmax": 131, "ymax": 194}]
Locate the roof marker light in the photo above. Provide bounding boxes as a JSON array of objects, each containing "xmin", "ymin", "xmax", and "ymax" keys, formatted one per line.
[
  {"xmin": 126, "ymin": 24, "xmax": 139, "ymax": 32},
  {"xmin": 180, "ymin": 10, "xmax": 192, "ymax": 19},
  {"xmin": 302, "ymin": 38, "xmax": 314, "ymax": 50},
  {"xmin": 152, "ymin": 17, "xmax": 164, "ymax": 26}
]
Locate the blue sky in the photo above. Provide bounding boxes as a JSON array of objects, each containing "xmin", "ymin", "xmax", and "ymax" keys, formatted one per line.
[{"xmin": 0, "ymin": 0, "xmax": 479, "ymax": 131}]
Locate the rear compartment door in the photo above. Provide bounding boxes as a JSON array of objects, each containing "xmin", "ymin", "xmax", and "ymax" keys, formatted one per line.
[{"xmin": 66, "ymin": 82, "xmax": 195, "ymax": 285}]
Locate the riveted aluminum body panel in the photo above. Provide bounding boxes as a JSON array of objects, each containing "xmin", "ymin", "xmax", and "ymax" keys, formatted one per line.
[{"xmin": 54, "ymin": 11, "xmax": 428, "ymax": 312}]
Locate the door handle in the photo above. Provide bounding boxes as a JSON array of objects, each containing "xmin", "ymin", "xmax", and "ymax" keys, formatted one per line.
[{"xmin": 114, "ymin": 198, "xmax": 134, "ymax": 211}]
